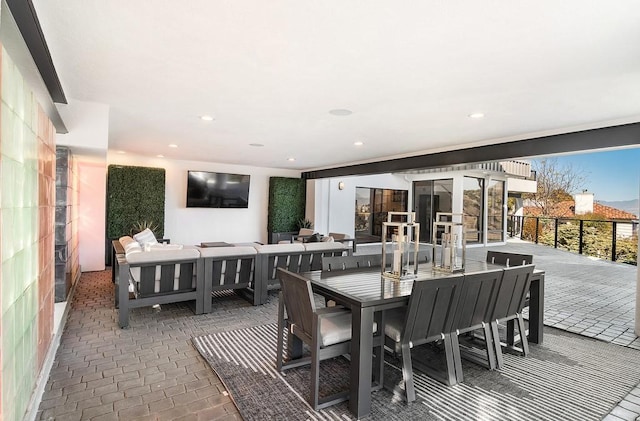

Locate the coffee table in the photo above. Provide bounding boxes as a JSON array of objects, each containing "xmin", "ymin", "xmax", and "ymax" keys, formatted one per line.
[{"xmin": 200, "ymin": 241, "xmax": 233, "ymax": 248}]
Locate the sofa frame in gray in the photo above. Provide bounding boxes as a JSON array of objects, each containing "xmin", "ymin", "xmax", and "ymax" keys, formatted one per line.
[
  {"xmin": 113, "ymin": 241, "xmax": 203, "ymax": 328},
  {"xmin": 199, "ymin": 248, "xmax": 259, "ymax": 312},
  {"xmin": 253, "ymin": 245, "xmax": 348, "ymax": 305},
  {"xmin": 112, "ymin": 240, "xmax": 349, "ymax": 326}
]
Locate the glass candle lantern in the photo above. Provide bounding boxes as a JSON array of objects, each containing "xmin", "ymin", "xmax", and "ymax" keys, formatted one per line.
[
  {"xmin": 432, "ymin": 212, "xmax": 466, "ymax": 273},
  {"xmin": 381, "ymin": 212, "xmax": 420, "ymax": 280}
]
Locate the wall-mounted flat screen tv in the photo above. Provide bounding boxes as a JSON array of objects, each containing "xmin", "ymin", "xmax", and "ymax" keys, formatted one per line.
[{"xmin": 186, "ymin": 171, "xmax": 250, "ymax": 208}]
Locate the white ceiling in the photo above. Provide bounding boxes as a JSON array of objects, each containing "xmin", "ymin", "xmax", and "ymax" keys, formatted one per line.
[{"xmin": 32, "ymin": 0, "xmax": 640, "ymax": 171}]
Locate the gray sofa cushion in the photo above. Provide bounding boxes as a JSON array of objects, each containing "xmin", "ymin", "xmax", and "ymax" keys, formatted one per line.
[
  {"xmin": 254, "ymin": 243, "xmax": 305, "ymax": 253},
  {"xmin": 303, "ymin": 242, "xmax": 348, "ymax": 251}
]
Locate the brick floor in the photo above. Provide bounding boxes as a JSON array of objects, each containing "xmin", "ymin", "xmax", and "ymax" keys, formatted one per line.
[
  {"xmin": 38, "ymin": 241, "xmax": 640, "ymax": 420},
  {"xmin": 36, "ymin": 269, "xmax": 280, "ymax": 420}
]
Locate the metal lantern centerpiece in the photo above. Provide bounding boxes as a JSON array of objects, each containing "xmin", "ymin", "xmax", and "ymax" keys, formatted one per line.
[
  {"xmin": 381, "ymin": 212, "xmax": 420, "ymax": 280},
  {"xmin": 432, "ymin": 212, "xmax": 466, "ymax": 273}
]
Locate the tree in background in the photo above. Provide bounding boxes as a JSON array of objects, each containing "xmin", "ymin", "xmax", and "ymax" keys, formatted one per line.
[
  {"xmin": 524, "ymin": 158, "xmax": 588, "ymax": 215},
  {"xmin": 520, "ymin": 158, "xmax": 636, "ymax": 265}
]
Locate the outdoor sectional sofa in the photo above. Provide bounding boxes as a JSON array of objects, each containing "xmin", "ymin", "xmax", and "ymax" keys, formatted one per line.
[{"xmin": 113, "ymin": 237, "xmax": 350, "ymax": 327}]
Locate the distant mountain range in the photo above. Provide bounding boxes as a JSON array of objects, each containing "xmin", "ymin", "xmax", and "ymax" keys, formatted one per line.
[{"xmin": 598, "ymin": 199, "xmax": 639, "ymax": 217}]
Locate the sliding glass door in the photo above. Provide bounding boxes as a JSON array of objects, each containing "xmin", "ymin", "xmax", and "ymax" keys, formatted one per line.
[
  {"xmin": 412, "ymin": 179, "xmax": 453, "ymax": 243},
  {"xmin": 463, "ymin": 176, "xmax": 484, "ymax": 244},
  {"xmin": 487, "ymin": 179, "xmax": 505, "ymax": 242},
  {"xmin": 355, "ymin": 187, "xmax": 408, "ymax": 244}
]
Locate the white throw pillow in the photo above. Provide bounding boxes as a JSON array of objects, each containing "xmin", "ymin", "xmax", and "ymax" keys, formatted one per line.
[
  {"xmin": 124, "ymin": 241, "xmax": 142, "ymax": 256},
  {"xmin": 133, "ymin": 228, "xmax": 158, "ymax": 248}
]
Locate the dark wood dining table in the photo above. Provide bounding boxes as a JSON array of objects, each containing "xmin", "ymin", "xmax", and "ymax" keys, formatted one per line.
[{"xmin": 301, "ymin": 261, "xmax": 545, "ymax": 418}]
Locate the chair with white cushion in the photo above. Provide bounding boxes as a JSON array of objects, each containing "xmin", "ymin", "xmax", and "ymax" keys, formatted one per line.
[{"xmin": 276, "ymin": 268, "xmax": 383, "ymax": 410}]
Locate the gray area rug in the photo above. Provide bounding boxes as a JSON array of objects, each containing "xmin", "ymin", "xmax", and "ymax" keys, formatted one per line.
[{"xmin": 192, "ymin": 324, "xmax": 640, "ymax": 421}]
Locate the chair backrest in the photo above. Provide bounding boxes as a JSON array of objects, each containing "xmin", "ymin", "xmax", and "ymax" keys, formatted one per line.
[
  {"xmin": 328, "ymin": 232, "xmax": 347, "ymax": 240},
  {"xmin": 451, "ymin": 269, "xmax": 503, "ymax": 332},
  {"xmin": 277, "ymin": 268, "xmax": 316, "ymax": 340},
  {"xmin": 402, "ymin": 275, "xmax": 464, "ymax": 347},
  {"xmin": 322, "ymin": 254, "xmax": 382, "ymax": 271},
  {"xmin": 298, "ymin": 228, "xmax": 315, "ymax": 236},
  {"xmin": 491, "ymin": 264, "xmax": 535, "ymax": 321},
  {"xmin": 486, "ymin": 251, "xmax": 533, "ymax": 266}
]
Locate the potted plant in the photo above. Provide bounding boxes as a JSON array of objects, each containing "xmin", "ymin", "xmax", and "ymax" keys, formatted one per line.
[
  {"xmin": 130, "ymin": 220, "xmax": 159, "ymax": 237},
  {"xmin": 297, "ymin": 218, "xmax": 313, "ymax": 230}
]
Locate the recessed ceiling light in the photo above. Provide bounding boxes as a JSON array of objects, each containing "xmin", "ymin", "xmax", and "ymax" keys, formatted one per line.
[
  {"xmin": 469, "ymin": 112, "xmax": 485, "ymax": 119},
  {"xmin": 329, "ymin": 109, "xmax": 353, "ymax": 116},
  {"xmin": 249, "ymin": 143, "xmax": 264, "ymax": 147},
  {"xmin": 354, "ymin": 141, "xmax": 364, "ymax": 146},
  {"xmin": 168, "ymin": 144, "xmax": 178, "ymax": 148},
  {"xmin": 287, "ymin": 157, "xmax": 295, "ymax": 162},
  {"xmin": 116, "ymin": 150, "xmax": 126, "ymax": 154},
  {"xmin": 157, "ymin": 154, "xmax": 164, "ymax": 158},
  {"xmin": 200, "ymin": 115, "xmax": 214, "ymax": 121}
]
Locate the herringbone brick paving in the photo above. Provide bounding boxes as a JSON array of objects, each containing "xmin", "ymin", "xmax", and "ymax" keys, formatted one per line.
[{"xmin": 37, "ymin": 269, "xmax": 280, "ymax": 421}]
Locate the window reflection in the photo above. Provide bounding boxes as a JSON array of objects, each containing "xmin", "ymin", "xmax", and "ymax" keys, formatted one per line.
[
  {"xmin": 487, "ymin": 179, "xmax": 505, "ymax": 242},
  {"xmin": 412, "ymin": 179, "xmax": 453, "ymax": 243},
  {"xmin": 355, "ymin": 187, "xmax": 408, "ymax": 244},
  {"xmin": 463, "ymin": 177, "xmax": 484, "ymax": 244}
]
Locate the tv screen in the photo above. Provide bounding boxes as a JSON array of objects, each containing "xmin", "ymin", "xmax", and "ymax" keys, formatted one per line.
[{"xmin": 186, "ymin": 171, "xmax": 250, "ymax": 208}]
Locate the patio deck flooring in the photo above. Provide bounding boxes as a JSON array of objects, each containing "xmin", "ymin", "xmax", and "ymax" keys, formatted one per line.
[
  {"xmin": 36, "ymin": 240, "xmax": 639, "ymax": 420},
  {"xmin": 469, "ymin": 240, "xmax": 639, "ymax": 348}
]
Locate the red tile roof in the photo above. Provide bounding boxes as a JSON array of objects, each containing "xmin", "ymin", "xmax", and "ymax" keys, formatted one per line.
[{"xmin": 524, "ymin": 200, "xmax": 637, "ymax": 220}]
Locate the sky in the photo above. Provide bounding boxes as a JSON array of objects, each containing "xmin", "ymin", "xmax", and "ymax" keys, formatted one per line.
[{"xmin": 532, "ymin": 148, "xmax": 640, "ymax": 202}]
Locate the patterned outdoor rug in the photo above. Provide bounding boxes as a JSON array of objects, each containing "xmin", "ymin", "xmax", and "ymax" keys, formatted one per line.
[{"xmin": 192, "ymin": 324, "xmax": 640, "ymax": 421}]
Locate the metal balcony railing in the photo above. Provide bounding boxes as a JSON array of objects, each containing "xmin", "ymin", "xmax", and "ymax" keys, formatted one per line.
[{"xmin": 508, "ymin": 214, "xmax": 638, "ymax": 265}]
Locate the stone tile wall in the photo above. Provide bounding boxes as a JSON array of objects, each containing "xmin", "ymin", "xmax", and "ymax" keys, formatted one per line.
[{"xmin": 0, "ymin": 42, "xmax": 55, "ymax": 421}]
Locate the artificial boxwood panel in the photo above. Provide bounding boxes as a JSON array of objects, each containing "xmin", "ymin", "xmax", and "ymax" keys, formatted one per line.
[
  {"xmin": 106, "ymin": 165, "xmax": 165, "ymax": 239},
  {"xmin": 268, "ymin": 177, "xmax": 305, "ymax": 233}
]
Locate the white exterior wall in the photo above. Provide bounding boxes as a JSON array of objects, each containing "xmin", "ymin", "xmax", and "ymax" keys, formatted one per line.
[
  {"xmin": 615, "ymin": 222, "xmax": 635, "ymax": 238},
  {"xmin": 309, "ymin": 174, "xmax": 410, "ymax": 239},
  {"xmin": 307, "ymin": 179, "xmax": 330, "ymax": 235},
  {"xmin": 574, "ymin": 192, "xmax": 595, "ymax": 215},
  {"xmin": 506, "ymin": 178, "xmax": 537, "ymax": 194}
]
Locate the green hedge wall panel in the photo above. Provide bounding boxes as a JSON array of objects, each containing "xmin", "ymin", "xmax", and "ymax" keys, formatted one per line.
[
  {"xmin": 106, "ymin": 165, "xmax": 166, "ymax": 239},
  {"xmin": 267, "ymin": 177, "xmax": 305, "ymax": 233}
]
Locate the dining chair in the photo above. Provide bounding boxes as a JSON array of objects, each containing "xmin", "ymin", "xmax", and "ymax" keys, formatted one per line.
[
  {"xmin": 486, "ymin": 251, "xmax": 533, "ymax": 266},
  {"xmin": 328, "ymin": 232, "xmax": 347, "ymax": 240},
  {"xmin": 489, "ymin": 264, "xmax": 535, "ymax": 369},
  {"xmin": 486, "ymin": 251, "xmax": 534, "ymax": 337},
  {"xmin": 383, "ymin": 275, "xmax": 464, "ymax": 402},
  {"xmin": 275, "ymin": 268, "xmax": 382, "ymax": 410},
  {"xmin": 322, "ymin": 249, "xmax": 431, "ymax": 272},
  {"xmin": 449, "ymin": 269, "xmax": 503, "ymax": 382},
  {"xmin": 292, "ymin": 228, "xmax": 316, "ymax": 243},
  {"xmin": 321, "ymin": 254, "xmax": 383, "ymax": 271}
]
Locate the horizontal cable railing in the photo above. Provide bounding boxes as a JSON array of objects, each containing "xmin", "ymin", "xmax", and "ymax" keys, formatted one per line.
[{"xmin": 508, "ymin": 214, "xmax": 638, "ymax": 265}]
